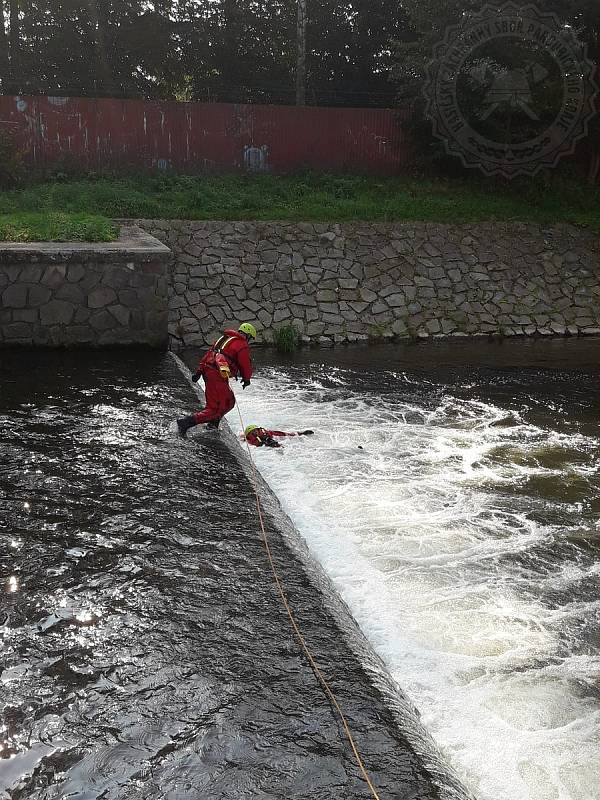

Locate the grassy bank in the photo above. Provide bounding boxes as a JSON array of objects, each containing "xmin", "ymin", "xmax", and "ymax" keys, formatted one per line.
[
  {"xmin": 0, "ymin": 212, "xmax": 119, "ymax": 242},
  {"xmin": 0, "ymin": 174, "xmax": 598, "ymax": 231}
]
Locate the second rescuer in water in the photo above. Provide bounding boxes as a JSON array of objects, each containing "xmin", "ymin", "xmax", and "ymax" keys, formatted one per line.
[
  {"xmin": 177, "ymin": 322, "xmax": 256, "ymax": 437},
  {"xmin": 243, "ymin": 425, "xmax": 315, "ymax": 448}
]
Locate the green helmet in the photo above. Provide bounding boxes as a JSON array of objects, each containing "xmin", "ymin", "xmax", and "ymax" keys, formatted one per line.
[
  {"xmin": 245, "ymin": 424, "xmax": 259, "ymax": 436},
  {"xmin": 239, "ymin": 322, "xmax": 257, "ymax": 340}
]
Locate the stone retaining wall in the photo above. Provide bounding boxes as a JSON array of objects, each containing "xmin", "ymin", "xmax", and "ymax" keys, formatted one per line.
[
  {"xmin": 2, "ymin": 220, "xmax": 598, "ymax": 349},
  {"xmin": 0, "ymin": 227, "xmax": 171, "ymax": 347},
  {"xmin": 138, "ymin": 220, "xmax": 600, "ymax": 349}
]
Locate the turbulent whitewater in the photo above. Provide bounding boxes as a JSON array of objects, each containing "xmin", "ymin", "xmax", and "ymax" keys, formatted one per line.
[{"xmin": 236, "ymin": 355, "xmax": 600, "ymax": 800}]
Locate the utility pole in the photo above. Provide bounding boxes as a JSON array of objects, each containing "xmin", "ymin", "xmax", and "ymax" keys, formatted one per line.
[
  {"xmin": 0, "ymin": 1, "xmax": 9, "ymax": 91},
  {"xmin": 8, "ymin": 0, "xmax": 20, "ymax": 92},
  {"xmin": 296, "ymin": 0, "xmax": 307, "ymax": 105}
]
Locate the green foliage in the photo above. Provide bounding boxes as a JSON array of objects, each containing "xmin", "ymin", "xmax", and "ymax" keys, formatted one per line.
[
  {"xmin": 368, "ymin": 323, "xmax": 392, "ymax": 339},
  {"xmin": 1, "ymin": 173, "xmax": 598, "ymax": 232},
  {"xmin": 0, "ymin": 130, "xmax": 24, "ymax": 187},
  {"xmin": 304, "ymin": 0, "xmax": 408, "ymax": 106},
  {"xmin": 0, "ymin": 1, "xmax": 406, "ymax": 106},
  {"xmin": 273, "ymin": 323, "xmax": 300, "ymax": 353},
  {"xmin": 0, "ymin": 212, "xmax": 119, "ymax": 242}
]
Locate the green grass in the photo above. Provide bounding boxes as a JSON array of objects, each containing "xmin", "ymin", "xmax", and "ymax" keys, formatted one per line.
[
  {"xmin": 0, "ymin": 173, "xmax": 598, "ymax": 231},
  {"xmin": 0, "ymin": 212, "xmax": 119, "ymax": 242}
]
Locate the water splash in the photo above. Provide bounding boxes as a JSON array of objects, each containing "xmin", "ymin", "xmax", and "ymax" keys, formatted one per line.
[{"xmin": 237, "ymin": 365, "xmax": 600, "ymax": 800}]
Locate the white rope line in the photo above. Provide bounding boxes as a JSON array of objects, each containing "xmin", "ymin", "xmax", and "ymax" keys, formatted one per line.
[{"xmin": 235, "ymin": 401, "xmax": 382, "ymax": 800}]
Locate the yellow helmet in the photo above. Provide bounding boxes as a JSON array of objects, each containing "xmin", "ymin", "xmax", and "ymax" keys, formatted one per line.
[
  {"xmin": 239, "ymin": 322, "xmax": 257, "ymax": 340},
  {"xmin": 245, "ymin": 424, "xmax": 259, "ymax": 436}
]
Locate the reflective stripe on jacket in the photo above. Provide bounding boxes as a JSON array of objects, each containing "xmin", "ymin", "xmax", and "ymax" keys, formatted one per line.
[{"xmin": 198, "ymin": 329, "xmax": 253, "ymax": 381}]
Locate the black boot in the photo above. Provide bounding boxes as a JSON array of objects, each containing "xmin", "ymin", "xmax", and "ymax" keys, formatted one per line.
[
  {"xmin": 177, "ymin": 415, "xmax": 197, "ymax": 438},
  {"xmin": 206, "ymin": 419, "xmax": 221, "ymax": 430}
]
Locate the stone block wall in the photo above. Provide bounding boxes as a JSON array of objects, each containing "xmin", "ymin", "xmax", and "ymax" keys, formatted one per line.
[
  {"xmin": 3, "ymin": 220, "xmax": 598, "ymax": 350},
  {"xmin": 0, "ymin": 227, "xmax": 171, "ymax": 347},
  {"xmin": 138, "ymin": 220, "xmax": 600, "ymax": 349}
]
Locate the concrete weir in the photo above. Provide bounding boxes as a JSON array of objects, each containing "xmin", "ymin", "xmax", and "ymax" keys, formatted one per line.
[
  {"xmin": 0, "ymin": 348, "xmax": 472, "ymax": 800},
  {"xmin": 173, "ymin": 357, "xmax": 473, "ymax": 800}
]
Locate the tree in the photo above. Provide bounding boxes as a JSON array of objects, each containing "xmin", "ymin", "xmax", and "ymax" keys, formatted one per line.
[
  {"xmin": 0, "ymin": 0, "xmax": 411, "ymax": 108},
  {"xmin": 0, "ymin": 1, "xmax": 177, "ymax": 97},
  {"xmin": 307, "ymin": 0, "xmax": 409, "ymax": 106},
  {"xmin": 179, "ymin": 0, "xmax": 297, "ymax": 104}
]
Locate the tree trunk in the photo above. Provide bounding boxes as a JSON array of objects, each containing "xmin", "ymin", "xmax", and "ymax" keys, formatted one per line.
[
  {"xmin": 86, "ymin": 0, "xmax": 117, "ymax": 96},
  {"xmin": 220, "ymin": 0, "xmax": 240, "ymax": 95},
  {"xmin": 0, "ymin": 0, "xmax": 10, "ymax": 90},
  {"xmin": 8, "ymin": 0, "xmax": 20, "ymax": 92},
  {"xmin": 296, "ymin": 0, "xmax": 307, "ymax": 105}
]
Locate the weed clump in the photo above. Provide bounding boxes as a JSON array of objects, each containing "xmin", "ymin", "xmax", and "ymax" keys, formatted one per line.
[{"xmin": 273, "ymin": 323, "xmax": 300, "ymax": 353}]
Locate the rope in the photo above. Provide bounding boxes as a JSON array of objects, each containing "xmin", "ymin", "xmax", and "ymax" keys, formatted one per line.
[{"xmin": 234, "ymin": 401, "xmax": 382, "ymax": 800}]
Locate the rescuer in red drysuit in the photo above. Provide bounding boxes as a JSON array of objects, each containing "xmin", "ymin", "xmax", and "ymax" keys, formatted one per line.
[
  {"xmin": 243, "ymin": 425, "xmax": 315, "ymax": 448},
  {"xmin": 177, "ymin": 323, "xmax": 256, "ymax": 437}
]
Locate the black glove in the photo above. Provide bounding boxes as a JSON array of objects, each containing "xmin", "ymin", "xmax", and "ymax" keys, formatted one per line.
[
  {"xmin": 192, "ymin": 371, "xmax": 202, "ymax": 383},
  {"xmin": 300, "ymin": 430, "xmax": 314, "ymax": 435},
  {"xmin": 241, "ymin": 379, "xmax": 251, "ymax": 389},
  {"xmin": 265, "ymin": 437, "xmax": 281, "ymax": 448}
]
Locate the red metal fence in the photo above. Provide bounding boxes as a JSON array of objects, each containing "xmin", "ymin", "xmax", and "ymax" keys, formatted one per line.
[{"xmin": 0, "ymin": 95, "xmax": 411, "ymax": 174}]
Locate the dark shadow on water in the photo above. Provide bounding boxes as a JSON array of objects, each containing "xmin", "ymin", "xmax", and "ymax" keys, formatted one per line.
[{"xmin": 183, "ymin": 335, "xmax": 600, "ymax": 374}]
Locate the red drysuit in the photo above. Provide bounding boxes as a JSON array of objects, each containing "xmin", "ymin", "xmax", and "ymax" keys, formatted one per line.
[
  {"xmin": 245, "ymin": 428, "xmax": 297, "ymax": 448},
  {"xmin": 245, "ymin": 428, "xmax": 314, "ymax": 448},
  {"xmin": 193, "ymin": 330, "xmax": 253, "ymax": 425}
]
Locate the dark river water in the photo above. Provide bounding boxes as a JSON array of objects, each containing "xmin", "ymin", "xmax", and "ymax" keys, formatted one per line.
[
  {"xmin": 1, "ymin": 349, "xmax": 457, "ymax": 800},
  {"xmin": 2, "ymin": 337, "xmax": 600, "ymax": 800}
]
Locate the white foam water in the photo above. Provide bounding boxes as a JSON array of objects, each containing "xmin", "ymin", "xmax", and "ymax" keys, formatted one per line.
[{"xmin": 236, "ymin": 367, "xmax": 600, "ymax": 800}]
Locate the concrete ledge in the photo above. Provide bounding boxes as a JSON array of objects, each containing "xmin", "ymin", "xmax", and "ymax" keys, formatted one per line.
[
  {"xmin": 0, "ymin": 225, "xmax": 171, "ymax": 263},
  {"xmin": 0, "ymin": 226, "xmax": 172, "ymax": 347}
]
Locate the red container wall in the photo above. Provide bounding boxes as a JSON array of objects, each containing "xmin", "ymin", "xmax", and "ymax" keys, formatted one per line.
[{"xmin": 0, "ymin": 96, "xmax": 411, "ymax": 174}]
